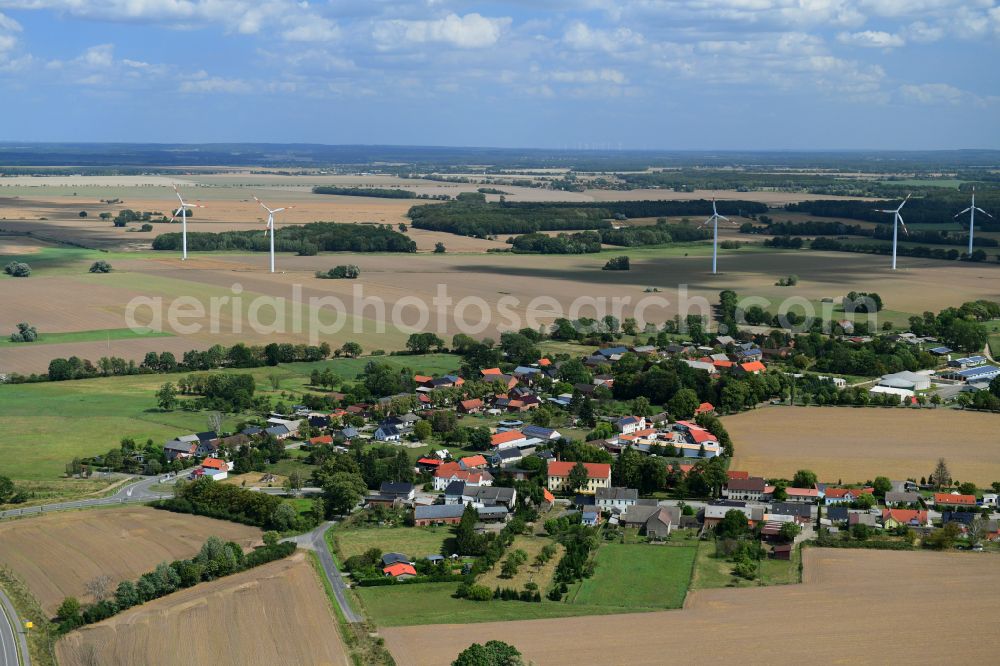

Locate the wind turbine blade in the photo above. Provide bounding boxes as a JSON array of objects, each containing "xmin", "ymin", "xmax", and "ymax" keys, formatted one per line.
[
  {"xmin": 976, "ymin": 207, "xmax": 993, "ymax": 218},
  {"xmin": 898, "ymin": 214, "xmax": 908, "ymax": 236},
  {"xmin": 897, "ymin": 194, "xmax": 910, "ymax": 211},
  {"xmin": 955, "ymin": 208, "xmax": 971, "ymax": 218},
  {"xmin": 272, "ymin": 207, "xmax": 286, "ymax": 213},
  {"xmin": 717, "ymin": 214, "xmax": 730, "ymax": 222}
]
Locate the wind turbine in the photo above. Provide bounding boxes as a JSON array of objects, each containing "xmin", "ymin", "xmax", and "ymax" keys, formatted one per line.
[
  {"xmin": 700, "ymin": 198, "xmax": 735, "ymax": 275},
  {"xmin": 955, "ymin": 187, "xmax": 992, "ymax": 256},
  {"xmin": 875, "ymin": 194, "xmax": 910, "ymax": 270},
  {"xmin": 253, "ymin": 195, "xmax": 293, "ymax": 273},
  {"xmin": 170, "ymin": 184, "xmax": 204, "ymax": 261}
]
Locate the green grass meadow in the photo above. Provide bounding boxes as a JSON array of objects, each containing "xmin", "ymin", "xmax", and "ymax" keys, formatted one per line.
[
  {"xmin": 0, "ymin": 353, "xmax": 460, "ymax": 481},
  {"xmin": 572, "ymin": 543, "xmax": 697, "ymax": 609}
]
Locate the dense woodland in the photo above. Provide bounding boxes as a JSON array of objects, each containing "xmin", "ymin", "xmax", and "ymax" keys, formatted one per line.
[
  {"xmin": 786, "ymin": 190, "xmax": 1000, "ymax": 228},
  {"xmin": 408, "ymin": 198, "xmax": 765, "ymax": 237},
  {"xmin": 312, "ymin": 186, "xmax": 416, "ymax": 198},
  {"xmin": 152, "ymin": 222, "xmax": 416, "ymax": 254}
]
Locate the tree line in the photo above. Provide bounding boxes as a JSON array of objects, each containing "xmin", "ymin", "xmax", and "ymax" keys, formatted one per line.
[
  {"xmin": 55, "ymin": 535, "xmax": 296, "ymax": 631},
  {"xmin": 152, "ymin": 221, "xmax": 416, "ymax": 254}
]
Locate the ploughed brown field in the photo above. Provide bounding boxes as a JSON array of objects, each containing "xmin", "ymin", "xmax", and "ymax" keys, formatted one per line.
[
  {"xmin": 383, "ymin": 548, "xmax": 1000, "ymax": 666},
  {"xmin": 56, "ymin": 553, "xmax": 348, "ymax": 666},
  {"xmin": 0, "ymin": 506, "xmax": 260, "ymax": 613},
  {"xmin": 724, "ymin": 406, "xmax": 1000, "ymax": 485}
]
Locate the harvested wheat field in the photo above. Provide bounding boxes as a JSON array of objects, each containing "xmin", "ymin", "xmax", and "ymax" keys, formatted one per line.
[
  {"xmin": 56, "ymin": 553, "xmax": 348, "ymax": 666},
  {"xmin": 0, "ymin": 506, "xmax": 260, "ymax": 613},
  {"xmin": 725, "ymin": 406, "xmax": 1000, "ymax": 485},
  {"xmin": 383, "ymin": 548, "xmax": 1000, "ymax": 666}
]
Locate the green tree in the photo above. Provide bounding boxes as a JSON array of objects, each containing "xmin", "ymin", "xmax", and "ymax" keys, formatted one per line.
[
  {"xmin": 452, "ymin": 641, "xmax": 525, "ymax": 666},
  {"xmin": 933, "ymin": 458, "xmax": 951, "ymax": 489},
  {"xmin": 791, "ymin": 469, "xmax": 817, "ymax": 488},
  {"xmin": 566, "ymin": 461, "xmax": 589, "ymax": 494},
  {"xmin": 156, "ymin": 382, "xmax": 178, "ymax": 411},
  {"xmin": 340, "ymin": 342, "xmax": 363, "ymax": 358},
  {"xmin": 414, "ymin": 420, "xmax": 433, "ymax": 441},
  {"xmin": 434, "ymin": 242, "xmax": 447, "ymax": 253},
  {"xmin": 0, "ymin": 475, "xmax": 15, "ymax": 504},
  {"xmin": 715, "ymin": 509, "xmax": 748, "ymax": 539},
  {"xmin": 778, "ymin": 522, "xmax": 800, "ymax": 543},
  {"xmin": 323, "ymin": 471, "xmax": 367, "ymax": 516},
  {"xmin": 668, "ymin": 388, "xmax": 700, "ymax": 420},
  {"xmin": 872, "ymin": 476, "xmax": 892, "ymax": 497}
]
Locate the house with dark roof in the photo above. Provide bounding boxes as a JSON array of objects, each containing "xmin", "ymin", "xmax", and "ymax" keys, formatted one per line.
[
  {"xmin": 414, "ymin": 504, "xmax": 465, "ymax": 526},
  {"xmin": 374, "ymin": 424, "xmax": 401, "ymax": 442},
  {"xmin": 521, "ymin": 425, "xmax": 561, "ymax": 441},
  {"xmin": 723, "ymin": 477, "xmax": 768, "ymax": 502},
  {"xmin": 596, "ymin": 487, "xmax": 639, "ymax": 512},
  {"xmin": 379, "ymin": 482, "xmax": 415, "ymax": 502}
]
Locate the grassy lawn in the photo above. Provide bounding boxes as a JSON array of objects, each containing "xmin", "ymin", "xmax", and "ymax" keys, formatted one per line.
[
  {"xmin": 571, "ymin": 543, "xmax": 697, "ymax": 609},
  {"xmin": 355, "ymin": 582, "xmax": 638, "ymax": 627},
  {"xmin": 0, "ymin": 353, "xmax": 459, "ymax": 482},
  {"xmin": 0, "ymin": 327, "xmax": 174, "ymax": 347},
  {"xmin": 475, "ymin": 535, "xmax": 563, "ymax": 592},
  {"xmin": 689, "ymin": 541, "xmax": 801, "ymax": 589},
  {"xmin": 332, "ymin": 525, "xmax": 453, "ymax": 561}
]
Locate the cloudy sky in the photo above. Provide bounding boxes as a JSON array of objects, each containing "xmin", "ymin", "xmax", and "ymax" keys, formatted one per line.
[{"xmin": 0, "ymin": 1, "xmax": 997, "ymax": 149}]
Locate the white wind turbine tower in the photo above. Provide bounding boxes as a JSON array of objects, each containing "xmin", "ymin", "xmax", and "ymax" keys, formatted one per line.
[
  {"xmin": 701, "ymin": 198, "xmax": 736, "ymax": 275},
  {"xmin": 955, "ymin": 187, "xmax": 992, "ymax": 256},
  {"xmin": 170, "ymin": 184, "xmax": 204, "ymax": 261},
  {"xmin": 875, "ymin": 194, "xmax": 910, "ymax": 270},
  {"xmin": 253, "ymin": 195, "xmax": 293, "ymax": 273}
]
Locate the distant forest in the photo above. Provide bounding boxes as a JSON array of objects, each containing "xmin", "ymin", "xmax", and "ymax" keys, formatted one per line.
[
  {"xmin": 312, "ymin": 186, "xmax": 416, "ymax": 199},
  {"xmin": 786, "ymin": 190, "xmax": 1000, "ymax": 228},
  {"xmin": 408, "ymin": 198, "xmax": 766, "ymax": 238},
  {"xmin": 151, "ymin": 222, "xmax": 416, "ymax": 253}
]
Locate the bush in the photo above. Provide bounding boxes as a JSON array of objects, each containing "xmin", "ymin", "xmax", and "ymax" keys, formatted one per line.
[
  {"xmin": 9, "ymin": 322, "xmax": 38, "ymax": 343},
  {"xmin": 602, "ymin": 255, "xmax": 630, "ymax": 271},
  {"xmin": 465, "ymin": 584, "xmax": 494, "ymax": 601},
  {"xmin": 89, "ymin": 260, "xmax": 113, "ymax": 273},
  {"xmin": 315, "ymin": 264, "xmax": 360, "ymax": 279},
  {"xmin": 3, "ymin": 261, "xmax": 31, "ymax": 277}
]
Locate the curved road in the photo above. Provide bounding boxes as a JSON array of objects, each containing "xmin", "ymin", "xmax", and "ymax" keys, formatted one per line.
[
  {"xmin": 0, "ymin": 587, "xmax": 28, "ymax": 666},
  {"xmin": 284, "ymin": 522, "xmax": 362, "ymax": 623},
  {"xmin": 0, "ymin": 474, "xmax": 177, "ymax": 521}
]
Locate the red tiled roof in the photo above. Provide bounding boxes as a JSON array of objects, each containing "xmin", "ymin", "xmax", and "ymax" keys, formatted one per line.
[
  {"xmin": 785, "ymin": 487, "xmax": 819, "ymax": 498},
  {"xmin": 434, "ymin": 462, "xmax": 462, "ymax": 478},
  {"xmin": 491, "ymin": 430, "xmax": 525, "ymax": 447},
  {"xmin": 882, "ymin": 509, "xmax": 928, "ymax": 525},
  {"xmin": 727, "ymin": 470, "xmax": 750, "ymax": 480},
  {"xmin": 538, "ymin": 358, "xmax": 552, "ymax": 367},
  {"xmin": 678, "ymin": 464, "xmax": 694, "ymax": 474},
  {"xmin": 934, "ymin": 493, "xmax": 976, "ymax": 506},
  {"xmin": 460, "ymin": 455, "xmax": 488, "ymax": 469},
  {"xmin": 309, "ymin": 435, "xmax": 334, "ymax": 446},
  {"xmin": 740, "ymin": 361, "xmax": 767, "ymax": 373},
  {"xmin": 383, "ymin": 563, "xmax": 416, "ymax": 577},
  {"xmin": 712, "ymin": 360, "xmax": 734, "ymax": 368},
  {"xmin": 201, "ymin": 457, "xmax": 227, "ymax": 470},
  {"xmin": 695, "ymin": 402, "xmax": 715, "ymax": 414},
  {"xmin": 459, "ymin": 398, "xmax": 483, "ymax": 410},
  {"xmin": 547, "ymin": 461, "xmax": 611, "ymax": 480},
  {"xmin": 417, "ymin": 457, "xmax": 442, "ymax": 466},
  {"xmin": 481, "ymin": 368, "xmax": 503, "ymax": 376},
  {"xmin": 413, "ymin": 375, "xmax": 433, "ymax": 383},
  {"xmin": 543, "ymin": 488, "xmax": 555, "ymax": 503}
]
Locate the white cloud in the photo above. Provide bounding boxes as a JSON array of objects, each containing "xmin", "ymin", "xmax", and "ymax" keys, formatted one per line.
[
  {"xmin": 837, "ymin": 30, "xmax": 905, "ymax": 48},
  {"xmin": 562, "ymin": 21, "xmax": 644, "ymax": 52},
  {"xmin": 903, "ymin": 21, "xmax": 945, "ymax": 43},
  {"xmin": 549, "ymin": 68, "xmax": 627, "ymax": 84},
  {"xmin": 77, "ymin": 43, "xmax": 114, "ymax": 68},
  {"xmin": 180, "ymin": 75, "xmax": 253, "ymax": 94},
  {"xmin": 899, "ymin": 82, "xmax": 969, "ymax": 105},
  {"xmin": 373, "ymin": 12, "xmax": 511, "ymax": 50},
  {"xmin": 281, "ymin": 17, "xmax": 340, "ymax": 43}
]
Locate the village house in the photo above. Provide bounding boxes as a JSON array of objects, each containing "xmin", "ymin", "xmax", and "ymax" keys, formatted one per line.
[
  {"xmin": 383, "ymin": 563, "xmax": 417, "ymax": 579},
  {"xmin": 934, "ymin": 493, "xmax": 977, "ymax": 509},
  {"xmin": 198, "ymin": 457, "xmax": 230, "ymax": 481},
  {"xmin": 595, "ymin": 487, "xmax": 639, "ymax": 513},
  {"xmin": 457, "ymin": 398, "xmax": 484, "ymax": 414},
  {"xmin": 491, "ymin": 430, "xmax": 527, "ymax": 449},
  {"xmin": 433, "ymin": 463, "xmax": 494, "ymax": 491},
  {"xmin": 784, "ymin": 487, "xmax": 819, "ymax": 503},
  {"xmin": 882, "ymin": 509, "xmax": 930, "ymax": 529},
  {"xmin": 521, "ymin": 425, "xmax": 562, "ymax": 441},
  {"xmin": 547, "ymin": 461, "xmax": 611, "ymax": 494},
  {"xmin": 164, "ymin": 435, "xmax": 199, "ymax": 461},
  {"xmin": 723, "ymin": 477, "xmax": 769, "ymax": 502},
  {"xmin": 884, "ymin": 491, "xmax": 922, "ymax": 506},
  {"xmin": 414, "ymin": 504, "xmax": 465, "ymax": 527},
  {"xmin": 823, "ymin": 487, "xmax": 875, "ymax": 505},
  {"xmin": 615, "ymin": 415, "xmax": 647, "ymax": 435}
]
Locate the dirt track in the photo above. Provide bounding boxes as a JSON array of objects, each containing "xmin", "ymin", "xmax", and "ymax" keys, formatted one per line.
[
  {"xmin": 383, "ymin": 548, "xmax": 1000, "ymax": 665},
  {"xmin": 726, "ymin": 407, "xmax": 1000, "ymax": 485},
  {"xmin": 56, "ymin": 553, "xmax": 348, "ymax": 666},
  {"xmin": 0, "ymin": 506, "xmax": 260, "ymax": 613}
]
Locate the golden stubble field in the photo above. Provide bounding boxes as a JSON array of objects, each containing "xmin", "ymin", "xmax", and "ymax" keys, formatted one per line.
[
  {"xmin": 724, "ymin": 407, "xmax": 1000, "ymax": 485},
  {"xmin": 383, "ymin": 548, "xmax": 1000, "ymax": 666},
  {"xmin": 56, "ymin": 552, "xmax": 348, "ymax": 666},
  {"xmin": 2, "ymin": 233, "xmax": 1000, "ymax": 374},
  {"xmin": 0, "ymin": 506, "xmax": 260, "ymax": 613}
]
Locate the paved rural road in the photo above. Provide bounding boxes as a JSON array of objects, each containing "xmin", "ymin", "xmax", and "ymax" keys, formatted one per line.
[
  {"xmin": 0, "ymin": 587, "xmax": 29, "ymax": 666},
  {"xmin": 285, "ymin": 522, "xmax": 362, "ymax": 623},
  {"xmin": 0, "ymin": 474, "xmax": 177, "ymax": 521}
]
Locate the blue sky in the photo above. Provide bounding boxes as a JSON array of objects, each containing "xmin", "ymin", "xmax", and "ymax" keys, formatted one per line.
[{"xmin": 0, "ymin": 1, "xmax": 997, "ymax": 149}]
